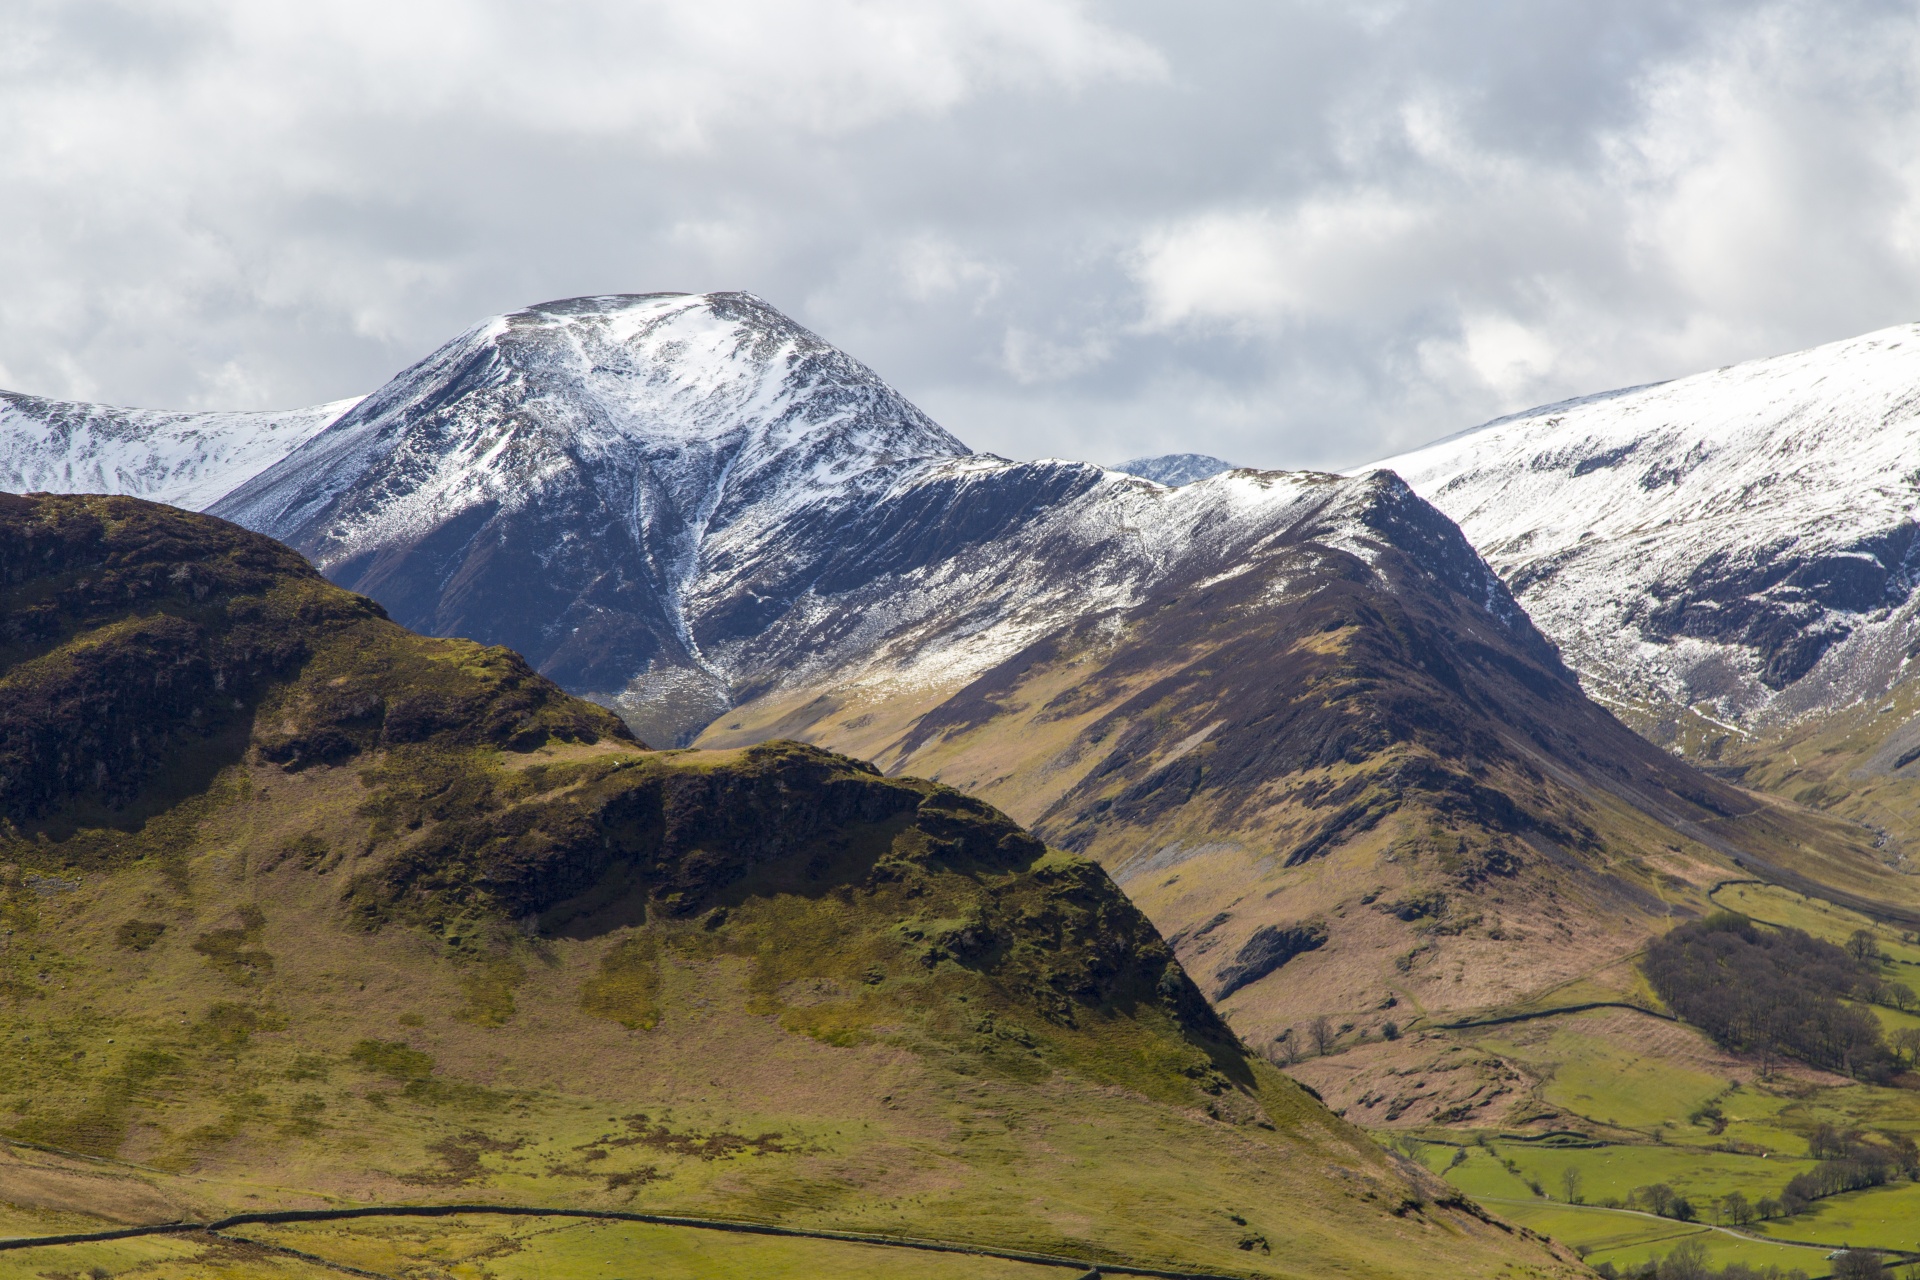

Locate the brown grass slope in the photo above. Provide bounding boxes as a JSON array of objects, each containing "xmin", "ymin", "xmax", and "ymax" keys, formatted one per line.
[
  {"xmin": 0, "ymin": 494, "xmax": 1579, "ymax": 1280},
  {"xmin": 1716, "ymin": 656, "xmax": 1920, "ymax": 884},
  {"xmin": 698, "ymin": 474, "xmax": 1914, "ymax": 1082}
]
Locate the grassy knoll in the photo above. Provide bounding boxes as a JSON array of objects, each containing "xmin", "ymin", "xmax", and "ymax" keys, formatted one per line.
[{"xmin": 0, "ymin": 739, "xmax": 1555, "ymax": 1279}]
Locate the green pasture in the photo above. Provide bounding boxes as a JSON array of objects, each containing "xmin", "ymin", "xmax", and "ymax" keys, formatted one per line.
[
  {"xmin": 1485, "ymin": 1138, "xmax": 1811, "ymax": 1208},
  {"xmin": 1759, "ymin": 1180, "xmax": 1920, "ymax": 1253},
  {"xmin": 1477, "ymin": 1199, "xmax": 1835, "ymax": 1275},
  {"xmin": 1470, "ymin": 1014, "xmax": 1727, "ymax": 1131},
  {"xmin": 1713, "ymin": 884, "xmax": 1920, "ymax": 970},
  {"xmin": 244, "ymin": 1215, "xmax": 1079, "ymax": 1280},
  {"xmin": 1439, "ymin": 1145, "xmax": 1540, "ymax": 1200}
]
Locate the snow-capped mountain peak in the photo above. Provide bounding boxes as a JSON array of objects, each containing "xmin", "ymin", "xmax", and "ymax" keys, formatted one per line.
[
  {"xmin": 212, "ymin": 291, "xmax": 968, "ymax": 570},
  {"xmin": 1372, "ymin": 321, "xmax": 1920, "ymax": 740},
  {"xmin": 1116, "ymin": 453, "xmax": 1237, "ymax": 486}
]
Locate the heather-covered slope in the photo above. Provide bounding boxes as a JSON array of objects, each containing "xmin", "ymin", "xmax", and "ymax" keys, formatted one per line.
[{"xmin": 0, "ymin": 495, "xmax": 1575, "ymax": 1280}]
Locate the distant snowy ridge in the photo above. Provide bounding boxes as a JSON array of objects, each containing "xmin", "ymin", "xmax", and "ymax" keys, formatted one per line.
[
  {"xmin": 1371, "ymin": 322, "xmax": 1920, "ymax": 740},
  {"xmin": 1117, "ymin": 453, "xmax": 1236, "ymax": 486},
  {"xmin": 0, "ymin": 392, "xmax": 358, "ymax": 510}
]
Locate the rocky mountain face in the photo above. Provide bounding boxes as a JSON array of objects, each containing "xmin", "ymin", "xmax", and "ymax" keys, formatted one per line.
[
  {"xmin": 1371, "ymin": 324, "xmax": 1920, "ymax": 753},
  {"xmin": 0, "ymin": 493, "xmax": 1578, "ymax": 1280},
  {"xmin": 207, "ymin": 292, "xmax": 971, "ymax": 740},
  {"xmin": 696, "ymin": 460, "xmax": 1914, "ymax": 1060}
]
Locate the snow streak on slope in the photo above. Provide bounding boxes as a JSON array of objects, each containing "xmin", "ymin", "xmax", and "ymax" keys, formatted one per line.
[
  {"xmin": 0, "ymin": 393, "xmax": 358, "ymax": 510},
  {"xmin": 208, "ymin": 292, "xmax": 974, "ymax": 724},
  {"xmin": 215, "ymin": 292, "xmax": 967, "ymax": 569},
  {"xmin": 1372, "ymin": 323, "xmax": 1920, "ymax": 740}
]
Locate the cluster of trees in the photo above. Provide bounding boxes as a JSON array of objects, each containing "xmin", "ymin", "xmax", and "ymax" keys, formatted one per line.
[
  {"xmin": 1624, "ymin": 1183, "xmax": 1697, "ymax": 1221},
  {"xmin": 1642, "ymin": 914, "xmax": 1897, "ymax": 1079},
  {"xmin": 1711, "ymin": 1128, "xmax": 1917, "ymax": 1224},
  {"xmin": 1782, "ymin": 1126, "xmax": 1918, "ymax": 1211},
  {"xmin": 1605, "ymin": 1126, "xmax": 1919, "ymax": 1234}
]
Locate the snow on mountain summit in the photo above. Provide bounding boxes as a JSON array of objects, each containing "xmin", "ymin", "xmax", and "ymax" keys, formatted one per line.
[
  {"xmin": 0, "ymin": 288, "xmax": 1551, "ymax": 752},
  {"xmin": 1372, "ymin": 322, "xmax": 1920, "ymax": 742},
  {"xmin": 0, "ymin": 392, "xmax": 357, "ymax": 510},
  {"xmin": 1116, "ymin": 453, "xmax": 1236, "ymax": 486},
  {"xmin": 212, "ymin": 291, "xmax": 968, "ymax": 566}
]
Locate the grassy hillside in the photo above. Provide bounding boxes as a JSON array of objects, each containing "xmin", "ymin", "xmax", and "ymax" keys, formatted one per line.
[
  {"xmin": 0, "ymin": 495, "xmax": 1580, "ymax": 1280},
  {"xmin": 697, "ymin": 478, "xmax": 1914, "ymax": 1069}
]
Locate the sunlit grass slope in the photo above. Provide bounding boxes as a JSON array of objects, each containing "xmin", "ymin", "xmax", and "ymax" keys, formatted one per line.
[{"xmin": 0, "ymin": 495, "xmax": 1580, "ymax": 1280}]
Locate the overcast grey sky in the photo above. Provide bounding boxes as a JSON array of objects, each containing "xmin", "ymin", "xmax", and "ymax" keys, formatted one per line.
[{"xmin": 4, "ymin": 1, "xmax": 1919, "ymax": 469}]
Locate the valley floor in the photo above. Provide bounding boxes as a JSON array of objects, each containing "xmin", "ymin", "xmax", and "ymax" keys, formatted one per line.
[{"xmin": 1292, "ymin": 883, "xmax": 1920, "ymax": 1277}]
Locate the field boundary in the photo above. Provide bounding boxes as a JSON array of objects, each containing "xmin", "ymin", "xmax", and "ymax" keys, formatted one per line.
[
  {"xmin": 1434, "ymin": 1001, "xmax": 1675, "ymax": 1030},
  {"xmin": 0, "ymin": 1203, "xmax": 1238, "ymax": 1279}
]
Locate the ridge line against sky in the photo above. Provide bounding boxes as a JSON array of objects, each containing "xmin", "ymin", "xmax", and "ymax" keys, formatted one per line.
[{"xmin": 3, "ymin": 0, "xmax": 1919, "ymax": 471}]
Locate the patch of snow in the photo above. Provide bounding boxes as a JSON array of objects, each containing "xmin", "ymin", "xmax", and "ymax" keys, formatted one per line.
[
  {"xmin": 0, "ymin": 393, "xmax": 359, "ymax": 510},
  {"xmin": 1370, "ymin": 321, "xmax": 1920, "ymax": 732}
]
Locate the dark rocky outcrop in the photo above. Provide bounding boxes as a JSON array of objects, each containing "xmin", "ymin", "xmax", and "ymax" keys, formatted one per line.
[{"xmin": 1214, "ymin": 922, "xmax": 1329, "ymax": 999}]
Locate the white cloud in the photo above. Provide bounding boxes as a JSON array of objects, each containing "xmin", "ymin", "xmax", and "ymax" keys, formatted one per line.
[
  {"xmin": 1131, "ymin": 195, "xmax": 1433, "ymax": 329},
  {"xmin": 3, "ymin": 0, "xmax": 1920, "ymax": 473}
]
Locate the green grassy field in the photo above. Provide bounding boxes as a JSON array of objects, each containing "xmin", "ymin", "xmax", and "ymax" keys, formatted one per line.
[
  {"xmin": 1472, "ymin": 1199, "xmax": 1837, "ymax": 1275},
  {"xmin": 0, "ymin": 1216, "xmax": 1083, "ymax": 1280},
  {"xmin": 1759, "ymin": 1180, "xmax": 1920, "ymax": 1253},
  {"xmin": 1368, "ymin": 880, "xmax": 1920, "ymax": 1277}
]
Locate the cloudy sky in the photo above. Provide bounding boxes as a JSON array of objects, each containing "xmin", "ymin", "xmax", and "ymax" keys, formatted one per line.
[{"xmin": 4, "ymin": 1, "xmax": 1919, "ymax": 469}]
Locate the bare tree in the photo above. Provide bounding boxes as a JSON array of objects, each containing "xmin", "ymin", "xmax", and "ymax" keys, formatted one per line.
[
  {"xmin": 1309, "ymin": 1015, "xmax": 1334, "ymax": 1057},
  {"xmin": 1559, "ymin": 1166, "xmax": 1582, "ymax": 1205},
  {"xmin": 1847, "ymin": 929, "xmax": 1884, "ymax": 967}
]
